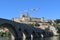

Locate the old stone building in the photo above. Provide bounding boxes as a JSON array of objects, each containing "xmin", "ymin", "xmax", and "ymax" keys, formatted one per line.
[
  {"xmin": 12, "ymin": 13, "xmax": 45, "ymax": 24},
  {"xmin": 11, "ymin": 13, "xmax": 54, "ymax": 29}
]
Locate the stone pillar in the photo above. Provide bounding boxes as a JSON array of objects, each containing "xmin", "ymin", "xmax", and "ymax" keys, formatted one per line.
[{"xmin": 26, "ymin": 33, "xmax": 31, "ymax": 40}]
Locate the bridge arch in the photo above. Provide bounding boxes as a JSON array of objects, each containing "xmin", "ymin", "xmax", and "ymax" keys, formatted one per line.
[
  {"xmin": 23, "ymin": 29, "xmax": 28, "ymax": 37},
  {"xmin": 22, "ymin": 28, "xmax": 31, "ymax": 40},
  {"xmin": 0, "ymin": 23, "xmax": 18, "ymax": 40}
]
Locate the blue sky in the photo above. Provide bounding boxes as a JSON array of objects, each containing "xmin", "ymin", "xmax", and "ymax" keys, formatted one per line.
[{"xmin": 0, "ymin": 0, "xmax": 60, "ymax": 20}]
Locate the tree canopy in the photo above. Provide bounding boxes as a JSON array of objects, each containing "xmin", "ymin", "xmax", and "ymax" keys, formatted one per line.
[{"xmin": 54, "ymin": 19, "xmax": 60, "ymax": 24}]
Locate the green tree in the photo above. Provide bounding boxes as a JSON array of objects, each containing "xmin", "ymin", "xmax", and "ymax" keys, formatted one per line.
[{"xmin": 54, "ymin": 19, "xmax": 60, "ymax": 24}]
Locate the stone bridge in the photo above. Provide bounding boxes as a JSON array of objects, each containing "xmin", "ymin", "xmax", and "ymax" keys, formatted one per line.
[{"xmin": 0, "ymin": 18, "xmax": 53, "ymax": 40}]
